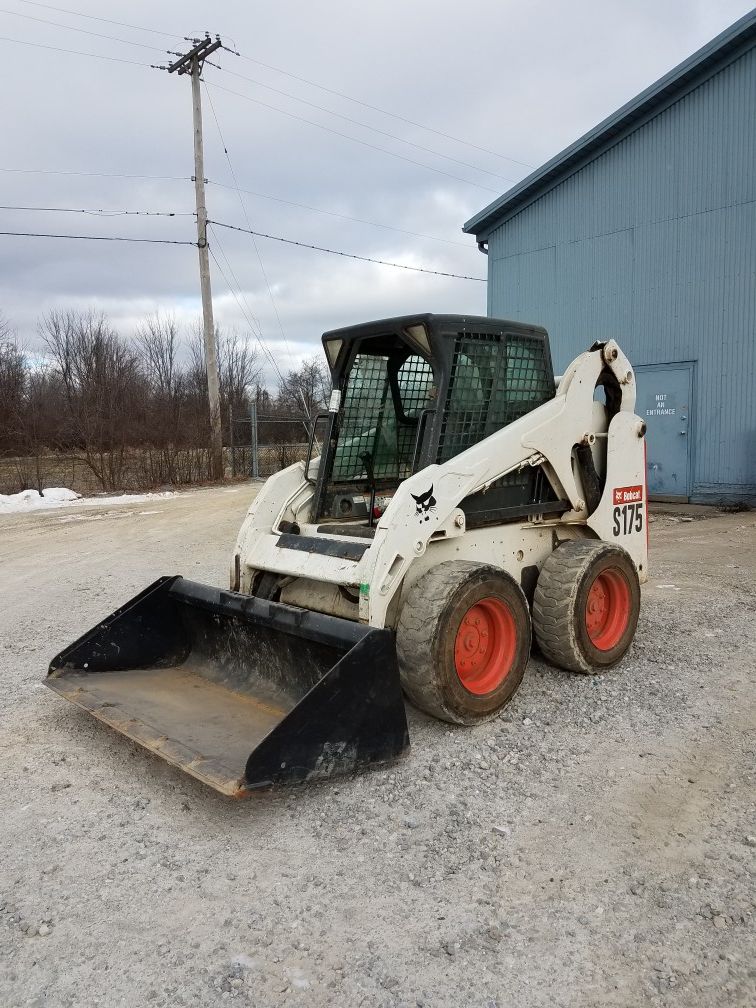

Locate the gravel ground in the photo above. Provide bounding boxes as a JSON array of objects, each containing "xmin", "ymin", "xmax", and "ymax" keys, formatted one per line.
[{"xmin": 0, "ymin": 485, "xmax": 754, "ymax": 1008}]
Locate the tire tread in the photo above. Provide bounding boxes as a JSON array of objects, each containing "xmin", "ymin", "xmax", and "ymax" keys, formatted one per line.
[
  {"xmin": 533, "ymin": 540, "xmax": 638, "ymax": 674},
  {"xmin": 397, "ymin": 560, "xmax": 530, "ymax": 724}
]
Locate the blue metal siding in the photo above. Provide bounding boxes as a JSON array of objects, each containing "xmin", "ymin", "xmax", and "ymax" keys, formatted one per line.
[{"xmin": 486, "ymin": 46, "xmax": 756, "ymax": 501}]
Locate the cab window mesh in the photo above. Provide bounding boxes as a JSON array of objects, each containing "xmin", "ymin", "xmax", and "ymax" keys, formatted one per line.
[
  {"xmin": 397, "ymin": 356, "xmax": 434, "ymax": 418},
  {"xmin": 437, "ymin": 332, "xmax": 553, "ymax": 463},
  {"xmin": 396, "ymin": 356, "xmax": 434, "ymax": 467},
  {"xmin": 332, "ymin": 352, "xmax": 433, "ymax": 482}
]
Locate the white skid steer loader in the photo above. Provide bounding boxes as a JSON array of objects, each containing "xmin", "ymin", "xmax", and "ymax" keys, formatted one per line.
[{"xmin": 47, "ymin": 314, "xmax": 648, "ymax": 797}]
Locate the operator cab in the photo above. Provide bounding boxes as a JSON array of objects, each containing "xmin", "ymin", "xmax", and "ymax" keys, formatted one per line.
[{"xmin": 310, "ymin": 314, "xmax": 563, "ymax": 528}]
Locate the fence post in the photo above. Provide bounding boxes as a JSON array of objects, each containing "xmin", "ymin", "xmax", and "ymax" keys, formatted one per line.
[
  {"xmin": 229, "ymin": 403, "xmax": 235, "ymax": 478},
  {"xmin": 250, "ymin": 401, "xmax": 259, "ymax": 479}
]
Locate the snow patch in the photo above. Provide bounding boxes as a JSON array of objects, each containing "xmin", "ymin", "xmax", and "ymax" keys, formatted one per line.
[
  {"xmin": 0, "ymin": 487, "xmax": 177, "ymax": 514},
  {"xmin": 0, "ymin": 487, "xmax": 81, "ymax": 512}
]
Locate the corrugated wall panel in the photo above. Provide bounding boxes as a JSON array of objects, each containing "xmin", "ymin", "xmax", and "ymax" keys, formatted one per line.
[{"xmin": 486, "ymin": 45, "xmax": 756, "ymax": 500}]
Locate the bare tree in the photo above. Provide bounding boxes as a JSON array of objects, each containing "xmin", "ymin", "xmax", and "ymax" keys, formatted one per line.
[
  {"xmin": 135, "ymin": 313, "xmax": 180, "ymax": 398},
  {"xmin": 0, "ymin": 307, "xmax": 304, "ymax": 495},
  {"xmin": 14, "ymin": 369, "xmax": 66, "ymax": 494},
  {"xmin": 0, "ymin": 314, "xmax": 26, "ymax": 456},
  {"xmin": 189, "ymin": 322, "xmax": 261, "ymax": 448},
  {"xmin": 39, "ymin": 309, "xmax": 145, "ymax": 490},
  {"xmin": 277, "ymin": 355, "xmax": 331, "ymax": 419},
  {"xmin": 219, "ymin": 329, "xmax": 260, "ymax": 409},
  {"xmin": 133, "ymin": 313, "xmax": 189, "ymax": 483},
  {"xmin": 269, "ymin": 355, "xmax": 332, "ymax": 445}
]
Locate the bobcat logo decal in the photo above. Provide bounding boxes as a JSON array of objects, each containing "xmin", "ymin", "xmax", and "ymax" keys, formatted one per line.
[{"xmin": 411, "ymin": 485, "xmax": 436, "ymax": 522}]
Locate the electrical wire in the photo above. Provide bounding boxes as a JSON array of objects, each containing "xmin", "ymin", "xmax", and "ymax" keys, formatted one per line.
[
  {"xmin": 206, "ymin": 80, "xmax": 501, "ymax": 195},
  {"xmin": 9, "ymin": 1, "xmax": 530, "ymax": 172},
  {"xmin": 0, "ymin": 7, "xmax": 167, "ymax": 52},
  {"xmin": 203, "ymin": 81, "xmax": 306, "ymax": 412},
  {"xmin": 0, "ymin": 230, "xmax": 195, "ymax": 244},
  {"xmin": 0, "ymin": 32, "xmax": 153, "ymax": 65},
  {"xmin": 207, "ymin": 235, "xmax": 265, "ymax": 344},
  {"xmin": 208, "ymin": 220, "xmax": 486, "ymax": 281},
  {"xmin": 208, "ymin": 240, "xmax": 317, "ymax": 441},
  {"xmin": 207, "ymin": 239, "xmax": 291, "ymax": 392},
  {"xmin": 226, "ymin": 48, "xmax": 534, "ymax": 170},
  {"xmin": 14, "ymin": 0, "xmax": 180, "ymax": 40},
  {"xmin": 0, "ymin": 205, "xmax": 193, "ymax": 216},
  {"xmin": 0, "ymin": 171, "xmax": 474, "ymax": 249},
  {"xmin": 207, "ymin": 179, "xmax": 471, "ymax": 247},
  {"xmin": 216, "ymin": 66, "xmax": 517, "ymax": 184}
]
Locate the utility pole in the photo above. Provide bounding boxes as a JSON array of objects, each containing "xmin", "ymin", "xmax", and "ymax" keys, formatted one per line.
[{"xmin": 168, "ymin": 36, "xmax": 224, "ymax": 481}]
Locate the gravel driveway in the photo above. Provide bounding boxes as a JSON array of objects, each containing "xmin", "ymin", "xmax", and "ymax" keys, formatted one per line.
[{"xmin": 0, "ymin": 485, "xmax": 753, "ymax": 1007}]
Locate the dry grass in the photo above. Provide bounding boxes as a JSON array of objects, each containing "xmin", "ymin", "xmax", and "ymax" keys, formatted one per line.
[{"xmin": 0, "ymin": 444, "xmax": 310, "ymax": 496}]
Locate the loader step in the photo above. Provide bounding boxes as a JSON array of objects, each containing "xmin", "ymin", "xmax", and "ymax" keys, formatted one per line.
[
  {"xmin": 316, "ymin": 524, "xmax": 376, "ymax": 540},
  {"xmin": 276, "ymin": 532, "xmax": 370, "ymax": 561}
]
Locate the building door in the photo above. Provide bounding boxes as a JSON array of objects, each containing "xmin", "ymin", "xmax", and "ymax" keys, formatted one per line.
[{"xmin": 634, "ymin": 363, "xmax": 694, "ymax": 501}]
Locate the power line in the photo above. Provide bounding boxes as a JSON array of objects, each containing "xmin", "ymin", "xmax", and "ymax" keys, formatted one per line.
[
  {"xmin": 217, "ymin": 66, "xmax": 517, "ymax": 184},
  {"xmin": 207, "ymin": 240, "xmax": 288, "ymax": 387},
  {"xmin": 0, "ymin": 33, "xmax": 153, "ymax": 65},
  {"xmin": 8, "ymin": 1, "xmax": 530, "ymax": 173},
  {"xmin": 0, "ymin": 205, "xmax": 193, "ymax": 216},
  {"xmin": 206, "ymin": 81, "xmax": 501, "ymax": 195},
  {"xmin": 208, "ymin": 220, "xmax": 486, "ymax": 281},
  {"xmin": 203, "ymin": 80, "xmax": 302, "ymax": 389},
  {"xmin": 207, "ymin": 234, "xmax": 264, "ymax": 342},
  {"xmin": 207, "ymin": 179, "xmax": 471, "ymax": 247},
  {"xmin": 205, "ymin": 83, "xmax": 316, "ymax": 432},
  {"xmin": 0, "ymin": 230, "xmax": 194, "ymax": 244},
  {"xmin": 0, "ymin": 168, "xmax": 475, "ymax": 248},
  {"xmin": 208, "ymin": 238, "xmax": 318, "ymax": 440},
  {"xmin": 0, "ymin": 7, "xmax": 166, "ymax": 52},
  {"xmin": 226, "ymin": 48, "xmax": 534, "ymax": 170},
  {"xmin": 14, "ymin": 0, "xmax": 180, "ymax": 40}
]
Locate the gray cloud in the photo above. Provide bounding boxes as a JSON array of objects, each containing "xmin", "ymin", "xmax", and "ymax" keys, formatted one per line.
[{"xmin": 1, "ymin": 0, "xmax": 752, "ymax": 387}]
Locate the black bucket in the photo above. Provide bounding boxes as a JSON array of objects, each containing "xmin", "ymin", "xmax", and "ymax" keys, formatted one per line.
[{"xmin": 46, "ymin": 577, "xmax": 409, "ymax": 796}]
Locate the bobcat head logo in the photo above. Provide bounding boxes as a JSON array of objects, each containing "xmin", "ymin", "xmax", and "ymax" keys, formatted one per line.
[{"xmin": 411, "ymin": 485, "xmax": 436, "ymax": 522}]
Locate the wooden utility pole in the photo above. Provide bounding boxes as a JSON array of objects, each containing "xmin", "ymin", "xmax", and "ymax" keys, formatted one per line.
[{"xmin": 168, "ymin": 36, "xmax": 224, "ymax": 481}]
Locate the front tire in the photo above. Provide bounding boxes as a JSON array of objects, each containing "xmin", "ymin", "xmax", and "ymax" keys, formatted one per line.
[
  {"xmin": 532, "ymin": 540, "xmax": 641, "ymax": 673},
  {"xmin": 396, "ymin": 561, "xmax": 531, "ymax": 725}
]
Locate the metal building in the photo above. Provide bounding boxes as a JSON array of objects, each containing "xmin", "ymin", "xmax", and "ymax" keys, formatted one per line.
[{"xmin": 464, "ymin": 10, "xmax": 756, "ymax": 504}]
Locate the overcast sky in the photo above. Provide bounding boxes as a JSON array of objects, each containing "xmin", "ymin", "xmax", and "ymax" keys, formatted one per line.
[{"xmin": 1, "ymin": 0, "xmax": 752, "ymax": 386}]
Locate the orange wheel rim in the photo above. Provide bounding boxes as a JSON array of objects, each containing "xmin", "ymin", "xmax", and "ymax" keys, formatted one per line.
[
  {"xmin": 584, "ymin": 568, "xmax": 631, "ymax": 650},
  {"xmin": 454, "ymin": 597, "xmax": 516, "ymax": 695}
]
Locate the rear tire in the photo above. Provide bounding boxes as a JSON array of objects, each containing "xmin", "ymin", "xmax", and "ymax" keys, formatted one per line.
[
  {"xmin": 532, "ymin": 540, "xmax": 640, "ymax": 674},
  {"xmin": 396, "ymin": 561, "xmax": 531, "ymax": 725}
]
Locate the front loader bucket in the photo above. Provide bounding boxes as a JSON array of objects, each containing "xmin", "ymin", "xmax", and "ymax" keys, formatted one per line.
[{"xmin": 46, "ymin": 576, "xmax": 409, "ymax": 796}]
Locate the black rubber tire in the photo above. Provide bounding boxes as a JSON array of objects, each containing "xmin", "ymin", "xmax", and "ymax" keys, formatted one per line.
[
  {"xmin": 396, "ymin": 561, "xmax": 531, "ymax": 725},
  {"xmin": 532, "ymin": 539, "xmax": 641, "ymax": 674}
]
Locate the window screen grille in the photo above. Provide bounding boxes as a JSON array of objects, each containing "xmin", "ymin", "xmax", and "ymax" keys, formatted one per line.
[
  {"xmin": 396, "ymin": 356, "xmax": 434, "ymax": 467},
  {"xmin": 397, "ymin": 356, "xmax": 434, "ymax": 418},
  {"xmin": 437, "ymin": 332, "xmax": 553, "ymax": 463},
  {"xmin": 332, "ymin": 352, "xmax": 433, "ymax": 482}
]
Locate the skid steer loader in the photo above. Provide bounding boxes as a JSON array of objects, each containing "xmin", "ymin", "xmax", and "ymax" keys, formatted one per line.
[{"xmin": 47, "ymin": 314, "xmax": 648, "ymax": 797}]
